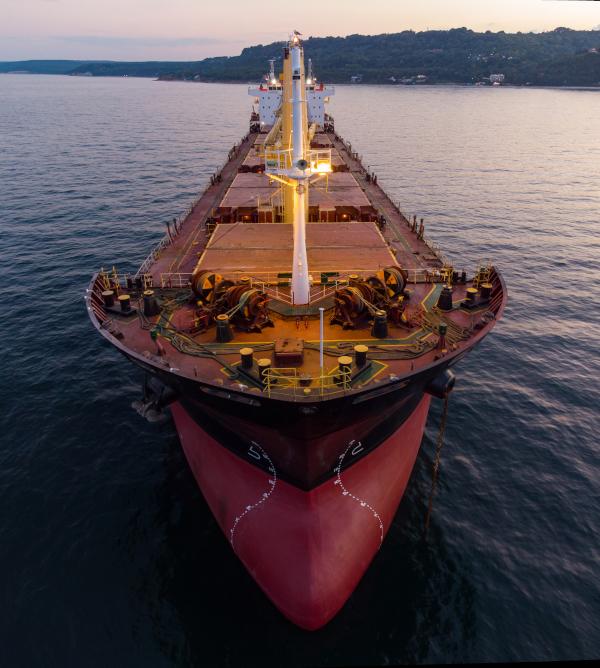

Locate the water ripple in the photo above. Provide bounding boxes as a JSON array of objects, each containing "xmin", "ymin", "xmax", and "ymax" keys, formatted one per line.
[{"xmin": 1, "ymin": 75, "xmax": 599, "ymax": 666}]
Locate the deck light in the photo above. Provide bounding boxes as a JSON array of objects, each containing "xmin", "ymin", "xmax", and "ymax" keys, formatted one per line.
[{"xmin": 315, "ymin": 162, "xmax": 332, "ymax": 174}]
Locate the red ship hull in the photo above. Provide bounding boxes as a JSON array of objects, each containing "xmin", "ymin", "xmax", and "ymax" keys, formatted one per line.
[{"xmin": 172, "ymin": 394, "xmax": 432, "ymax": 630}]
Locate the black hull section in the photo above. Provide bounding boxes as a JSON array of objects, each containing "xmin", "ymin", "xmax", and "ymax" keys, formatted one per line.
[{"xmin": 128, "ymin": 352, "xmax": 457, "ymax": 490}]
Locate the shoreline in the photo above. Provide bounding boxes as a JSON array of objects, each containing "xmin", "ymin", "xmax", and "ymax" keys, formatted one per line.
[
  {"xmin": 2, "ymin": 72, "xmax": 598, "ymax": 90},
  {"xmin": 157, "ymin": 78, "xmax": 600, "ymax": 91}
]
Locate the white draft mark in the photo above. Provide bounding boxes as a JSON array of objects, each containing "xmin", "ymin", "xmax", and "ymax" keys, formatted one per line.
[
  {"xmin": 229, "ymin": 441, "xmax": 277, "ymax": 550},
  {"xmin": 334, "ymin": 440, "xmax": 384, "ymax": 545}
]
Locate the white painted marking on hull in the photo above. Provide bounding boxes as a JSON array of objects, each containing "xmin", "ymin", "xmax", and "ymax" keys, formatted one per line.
[
  {"xmin": 229, "ymin": 442, "xmax": 277, "ymax": 551},
  {"xmin": 334, "ymin": 440, "xmax": 384, "ymax": 545}
]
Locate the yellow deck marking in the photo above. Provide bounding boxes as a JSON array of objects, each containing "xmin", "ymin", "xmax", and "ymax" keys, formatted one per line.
[
  {"xmin": 207, "ymin": 331, "xmax": 427, "ymax": 347},
  {"xmin": 368, "ymin": 362, "xmax": 387, "ymax": 382},
  {"xmin": 373, "ymin": 221, "xmax": 401, "ymax": 266},
  {"xmin": 420, "ymin": 284, "xmax": 437, "ymax": 308},
  {"xmin": 170, "ymin": 220, "xmax": 205, "ymax": 272}
]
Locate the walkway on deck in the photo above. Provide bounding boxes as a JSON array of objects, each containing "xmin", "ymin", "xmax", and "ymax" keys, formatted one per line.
[
  {"xmin": 149, "ymin": 133, "xmax": 257, "ymax": 280},
  {"xmin": 145, "ymin": 129, "xmax": 445, "ymax": 287},
  {"xmin": 329, "ymin": 133, "xmax": 443, "ymax": 272}
]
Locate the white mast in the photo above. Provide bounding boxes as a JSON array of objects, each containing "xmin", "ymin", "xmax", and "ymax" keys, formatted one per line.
[
  {"xmin": 262, "ymin": 33, "xmax": 332, "ymax": 305},
  {"xmin": 289, "ymin": 35, "xmax": 310, "ymax": 305}
]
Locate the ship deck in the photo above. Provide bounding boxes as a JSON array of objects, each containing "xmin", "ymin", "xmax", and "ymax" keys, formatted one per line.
[
  {"xmin": 196, "ymin": 222, "xmax": 397, "ymax": 276},
  {"xmin": 146, "ymin": 132, "xmax": 444, "ymax": 284},
  {"xmin": 87, "ymin": 129, "xmax": 506, "ymax": 402}
]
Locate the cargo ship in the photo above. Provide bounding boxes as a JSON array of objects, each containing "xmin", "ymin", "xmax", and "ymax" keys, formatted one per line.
[{"xmin": 86, "ymin": 34, "xmax": 507, "ymax": 630}]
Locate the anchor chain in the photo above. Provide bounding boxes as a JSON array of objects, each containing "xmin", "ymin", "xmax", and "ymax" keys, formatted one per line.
[{"xmin": 424, "ymin": 393, "xmax": 450, "ymax": 533}]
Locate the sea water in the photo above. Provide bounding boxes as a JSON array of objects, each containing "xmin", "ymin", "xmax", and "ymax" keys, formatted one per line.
[{"xmin": 1, "ymin": 75, "xmax": 599, "ymax": 665}]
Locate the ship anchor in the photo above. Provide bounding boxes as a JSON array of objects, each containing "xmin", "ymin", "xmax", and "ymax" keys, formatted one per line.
[{"xmin": 131, "ymin": 375, "xmax": 178, "ymax": 423}]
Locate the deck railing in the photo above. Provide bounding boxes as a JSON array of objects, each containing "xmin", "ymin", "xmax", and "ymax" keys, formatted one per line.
[
  {"xmin": 262, "ymin": 366, "xmax": 352, "ymax": 399},
  {"xmin": 159, "ymin": 272, "xmax": 193, "ymax": 289},
  {"xmin": 136, "ymin": 234, "xmax": 173, "ymax": 278},
  {"xmin": 157, "ymin": 267, "xmax": 443, "ymax": 294},
  {"xmin": 134, "ymin": 132, "xmax": 253, "ymax": 279},
  {"xmin": 260, "ymin": 283, "xmax": 338, "ymax": 305},
  {"xmin": 135, "ymin": 203, "xmax": 195, "ymax": 278}
]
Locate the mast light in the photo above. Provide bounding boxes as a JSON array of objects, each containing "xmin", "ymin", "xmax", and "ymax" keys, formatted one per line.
[{"xmin": 314, "ymin": 162, "xmax": 332, "ymax": 174}]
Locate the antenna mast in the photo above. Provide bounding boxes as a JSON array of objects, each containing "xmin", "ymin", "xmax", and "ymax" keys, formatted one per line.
[
  {"xmin": 263, "ymin": 33, "xmax": 332, "ymax": 306},
  {"xmin": 289, "ymin": 34, "xmax": 310, "ymax": 305}
]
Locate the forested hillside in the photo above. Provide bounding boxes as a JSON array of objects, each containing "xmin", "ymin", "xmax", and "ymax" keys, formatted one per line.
[{"xmin": 3, "ymin": 28, "xmax": 599, "ymax": 86}]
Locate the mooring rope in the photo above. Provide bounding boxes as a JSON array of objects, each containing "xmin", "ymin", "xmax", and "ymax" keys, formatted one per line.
[{"xmin": 424, "ymin": 394, "xmax": 450, "ymax": 534}]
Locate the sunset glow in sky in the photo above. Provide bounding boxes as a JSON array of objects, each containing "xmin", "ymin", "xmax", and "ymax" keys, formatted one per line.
[{"xmin": 2, "ymin": 0, "xmax": 600, "ymax": 60}]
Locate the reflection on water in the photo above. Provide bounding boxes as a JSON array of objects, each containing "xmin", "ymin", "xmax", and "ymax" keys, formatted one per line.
[{"xmin": 0, "ymin": 75, "xmax": 599, "ymax": 665}]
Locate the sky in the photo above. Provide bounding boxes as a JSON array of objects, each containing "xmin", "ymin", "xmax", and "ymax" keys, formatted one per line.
[{"xmin": 2, "ymin": 0, "xmax": 600, "ymax": 61}]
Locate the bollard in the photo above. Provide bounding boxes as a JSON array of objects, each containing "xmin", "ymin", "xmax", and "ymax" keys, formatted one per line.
[
  {"xmin": 480, "ymin": 282, "xmax": 492, "ymax": 301},
  {"xmin": 240, "ymin": 347, "xmax": 254, "ymax": 370},
  {"xmin": 354, "ymin": 344, "xmax": 368, "ymax": 368},
  {"xmin": 257, "ymin": 358, "xmax": 272, "ymax": 386},
  {"xmin": 215, "ymin": 314, "xmax": 233, "ymax": 342},
  {"xmin": 143, "ymin": 289, "xmax": 160, "ymax": 317},
  {"xmin": 436, "ymin": 286, "xmax": 453, "ymax": 311},
  {"xmin": 118, "ymin": 294, "xmax": 131, "ymax": 312},
  {"xmin": 102, "ymin": 290, "xmax": 115, "ymax": 308},
  {"xmin": 371, "ymin": 310, "xmax": 388, "ymax": 339}
]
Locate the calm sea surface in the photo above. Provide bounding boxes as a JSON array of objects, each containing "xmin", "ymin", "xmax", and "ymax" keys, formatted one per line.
[{"xmin": 1, "ymin": 75, "xmax": 599, "ymax": 666}]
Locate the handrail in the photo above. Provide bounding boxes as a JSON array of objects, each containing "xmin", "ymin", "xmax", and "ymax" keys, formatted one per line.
[
  {"xmin": 160, "ymin": 272, "xmax": 192, "ymax": 289},
  {"xmin": 134, "ymin": 204, "xmax": 194, "ymax": 278},
  {"xmin": 263, "ymin": 366, "xmax": 351, "ymax": 399},
  {"xmin": 259, "ymin": 283, "xmax": 338, "ymax": 305},
  {"xmin": 136, "ymin": 234, "xmax": 172, "ymax": 277},
  {"xmin": 134, "ymin": 132, "xmax": 253, "ymax": 279},
  {"xmin": 96, "ymin": 268, "xmax": 155, "ymax": 291},
  {"xmin": 157, "ymin": 267, "xmax": 443, "ymax": 293}
]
